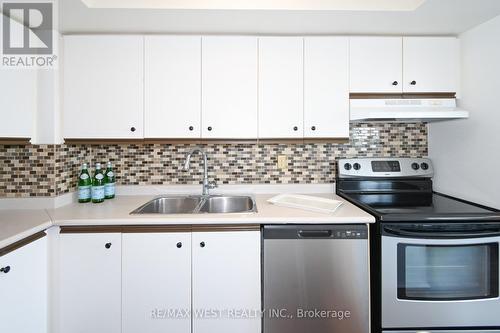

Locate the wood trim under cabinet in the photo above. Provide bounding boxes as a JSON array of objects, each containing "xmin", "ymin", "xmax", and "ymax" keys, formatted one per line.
[
  {"xmin": 60, "ymin": 224, "xmax": 261, "ymax": 234},
  {"xmin": 192, "ymin": 224, "xmax": 260, "ymax": 232},
  {"xmin": 64, "ymin": 138, "xmax": 349, "ymax": 145},
  {"xmin": 121, "ymin": 225, "xmax": 192, "ymax": 233},
  {"xmin": 0, "ymin": 231, "xmax": 46, "ymax": 257},
  {"xmin": 349, "ymin": 92, "xmax": 456, "ymax": 99},
  {"xmin": 60, "ymin": 226, "xmax": 123, "ymax": 234},
  {"xmin": 0, "ymin": 138, "xmax": 31, "ymax": 145}
]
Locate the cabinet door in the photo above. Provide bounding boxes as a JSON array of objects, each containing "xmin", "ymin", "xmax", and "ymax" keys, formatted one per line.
[
  {"xmin": 192, "ymin": 230, "xmax": 261, "ymax": 333},
  {"xmin": 202, "ymin": 36, "xmax": 258, "ymax": 139},
  {"xmin": 350, "ymin": 37, "xmax": 403, "ymax": 93},
  {"xmin": 63, "ymin": 35, "xmax": 144, "ymax": 139},
  {"xmin": 0, "ymin": 69, "xmax": 36, "ymax": 138},
  {"xmin": 145, "ymin": 36, "xmax": 201, "ymax": 138},
  {"xmin": 304, "ymin": 37, "xmax": 349, "ymax": 138},
  {"xmin": 258, "ymin": 37, "xmax": 303, "ymax": 138},
  {"xmin": 0, "ymin": 236, "xmax": 47, "ymax": 333},
  {"xmin": 403, "ymin": 37, "xmax": 459, "ymax": 93},
  {"xmin": 122, "ymin": 232, "xmax": 191, "ymax": 333},
  {"xmin": 59, "ymin": 233, "xmax": 121, "ymax": 333}
]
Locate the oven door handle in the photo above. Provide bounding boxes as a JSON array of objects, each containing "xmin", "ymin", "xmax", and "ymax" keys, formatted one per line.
[{"xmin": 383, "ymin": 225, "xmax": 500, "ymax": 239}]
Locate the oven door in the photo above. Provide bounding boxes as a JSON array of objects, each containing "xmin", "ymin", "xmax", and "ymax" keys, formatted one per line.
[{"xmin": 382, "ymin": 224, "xmax": 500, "ymax": 329}]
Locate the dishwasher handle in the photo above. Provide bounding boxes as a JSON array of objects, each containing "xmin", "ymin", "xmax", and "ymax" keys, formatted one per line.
[{"xmin": 298, "ymin": 230, "xmax": 332, "ymax": 238}]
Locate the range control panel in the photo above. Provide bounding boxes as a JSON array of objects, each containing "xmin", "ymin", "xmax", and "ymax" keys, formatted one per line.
[{"xmin": 338, "ymin": 158, "xmax": 434, "ymax": 178}]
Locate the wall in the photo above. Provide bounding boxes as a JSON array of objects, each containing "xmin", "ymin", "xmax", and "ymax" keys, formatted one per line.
[
  {"xmin": 429, "ymin": 15, "xmax": 500, "ymax": 209},
  {"xmin": 0, "ymin": 123, "xmax": 428, "ymax": 198}
]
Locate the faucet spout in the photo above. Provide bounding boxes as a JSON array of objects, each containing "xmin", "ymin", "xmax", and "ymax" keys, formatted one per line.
[{"xmin": 183, "ymin": 148, "xmax": 216, "ymax": 196}]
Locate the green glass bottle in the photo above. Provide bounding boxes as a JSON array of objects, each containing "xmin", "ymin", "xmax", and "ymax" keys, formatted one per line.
[
  {"xmin": 78, "ymin": 163, "xmax": 91, "ymax": 203},
  {"xmin": 104, "ymin": 162, "xmax": 116, "ymax": 199},
  {"xmin": 91, "ymin": 163, "xmax": 105, "ymax": 204}
]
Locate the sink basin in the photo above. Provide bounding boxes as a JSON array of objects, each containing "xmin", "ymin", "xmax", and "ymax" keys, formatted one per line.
[
  {"xmin": 130, "ymin": 195, "xmax": 257, "ymax": 215},
  {"xmin": 198, "ymin": 195, "xmax": 257, "ymax": 214},
  {"xmin": 130, "ymin": 196, "xmax": 204, "ymax": 214}
]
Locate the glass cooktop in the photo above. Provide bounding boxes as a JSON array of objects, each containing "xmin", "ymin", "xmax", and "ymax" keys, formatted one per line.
[{"xmin": 343, "ymin": 192, "xmax": 500, "ymax": 222}]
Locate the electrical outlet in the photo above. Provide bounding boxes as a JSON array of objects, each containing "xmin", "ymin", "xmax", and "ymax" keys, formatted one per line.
[{"xmin": 277, "ymin": 155, "xmax": 288, "ymax": 170}]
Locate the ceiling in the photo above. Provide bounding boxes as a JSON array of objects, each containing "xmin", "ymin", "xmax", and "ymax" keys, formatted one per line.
[{"xmin": 60, "ymin": 0, "xmax": 500, "ymax": 35}]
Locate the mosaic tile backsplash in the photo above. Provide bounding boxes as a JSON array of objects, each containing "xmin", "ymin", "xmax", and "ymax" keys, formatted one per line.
[{"xmin": 0, "ymin": 123, "xmax": 428, "ymax": 198}]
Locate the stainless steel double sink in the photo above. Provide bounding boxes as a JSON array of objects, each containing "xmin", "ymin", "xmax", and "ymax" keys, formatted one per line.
[{"xmin": 130, "ymin": 195, "xmax": 257, "ymax": 215}]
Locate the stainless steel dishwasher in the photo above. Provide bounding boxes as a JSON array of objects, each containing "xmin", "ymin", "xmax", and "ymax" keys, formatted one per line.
[{"xmin": 263, "ymin": 225, "xmax": 370, "ymax": 333}]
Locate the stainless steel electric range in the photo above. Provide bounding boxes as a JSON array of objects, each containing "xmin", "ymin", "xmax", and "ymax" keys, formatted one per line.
[{"xmin": 336, "ymin": 158, "xmax": 500, "ymax": 333}]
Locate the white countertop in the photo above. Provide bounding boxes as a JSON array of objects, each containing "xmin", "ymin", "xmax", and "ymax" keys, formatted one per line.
[
  {"xmin": 0, "ymin": 210, "xmax": 52, "ymax": 249},
  {"xmin": 49, "ymin": 193, "xmax": 375, "ymax": 225},
  {"xmin": 0, "ymin": 192, "xmax": 375, "ymax": 249}
]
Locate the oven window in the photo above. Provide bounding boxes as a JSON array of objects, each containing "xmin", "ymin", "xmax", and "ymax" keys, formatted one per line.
[{"xmin": 397, "ymin": 243, "xmax": 499, "ymax": 301}]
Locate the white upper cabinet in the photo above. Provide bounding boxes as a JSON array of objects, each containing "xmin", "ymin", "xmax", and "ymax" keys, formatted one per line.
[
  {"xmin": 202, "ymin": 37, "xmax": 258, "ymax": 139},
  {"xmin": 59, "ymin": 233, "xmax": 122, "ymax": 333},
  {"xmin": 0, "ymin": 236, "xmax": 47, "ymax": 333},
  {"xmin": 0, "ymin": 69, "xmax": 36, "ymax": 139},
  {"xmin": 403, "ymin": 37, "xmax": 459, "ymax": 93},
  {"xmin": 0, "ymin": 17, "xmax": 36, "ymax": 139},
  {"xmin": 304, "ymin": 37, "xmax": 350, "ymax": 138},
  {"xmin": 192, "ymin": 230, "xmax": 261, "ymax": 333},
  {"xmin": 350, "ymin": 37, "xmax": 403, "ymax": 93},
  {"xmin": 145, "ymin": 36, "xmax": 201, "ymax": 138},
  {"xmin": 122, "ymin": 232, "xmax": 191, "ymax": 333},
  {"xmin": 63, "ymin": 35, "xmax": 144, "ymax": 139},
  {"xmin": 258, "ymin": 37, "xmax": 304, "ymax": 138}
]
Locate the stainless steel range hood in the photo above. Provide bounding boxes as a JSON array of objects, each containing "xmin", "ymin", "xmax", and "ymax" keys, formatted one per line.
[{"xmin": 350, "ymin": 98, "xmax": 469, "ymax": 122}]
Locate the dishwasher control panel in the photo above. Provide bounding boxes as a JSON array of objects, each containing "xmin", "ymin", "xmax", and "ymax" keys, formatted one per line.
[
  {"xmin": 263, "ymin": 225, "xmax": 368, "ymax": 240},
  {"xmin": 336, "ymin": 229, "xmax": 367, "ymax": 239}
]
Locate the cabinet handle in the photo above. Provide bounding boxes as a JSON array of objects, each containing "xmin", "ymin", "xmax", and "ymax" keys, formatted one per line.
[
  {"xmin": 189, "ymin": 126, "xmax": 194, "ymax": 131},
  {"xmin": 200, "ymin": 241, "xmax": 205, "ymax": 248},
  {"xmin": 392, "ymin": 81, "xmax": 399, "ymax": 86},
  {"xmin": 311, "ymin": 126, "xmax": 316, "ymax": 131},
  {"xmin": 0, "ymin": 266, "xmax": 11, "ymax": 274},
  {"xmin": 176, "ymin": 242, "xmax": 182, "ymax": 248},
  {"xmin": 207, "ymin": 126, "xmax": 212, "ymax": 131},
  {"xmin": 105, "ymin": 243, "xmax": 112, "ymax": 249},
  {"xmin": 293, "ymin": 126, "xmax": 298, "ymax": 131},
  {"xmin": 130, "ymin": 127, "xmax": 136, "ymax": 132},
  {"xmin": 410, "ymin": 80, "xmax": 417, "ymax": 85}
]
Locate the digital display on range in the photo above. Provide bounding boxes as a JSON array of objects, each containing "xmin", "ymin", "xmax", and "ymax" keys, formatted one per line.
[{"xmin": 371, "ymin": 161, "xmax": 401, "ymax": 172}]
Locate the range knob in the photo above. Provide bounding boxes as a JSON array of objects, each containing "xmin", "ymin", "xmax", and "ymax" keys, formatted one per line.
[
  {"xmin": 353, "ymin": 163, "xmax": 361, "ymax": 170},
  {"xmin": 421, "ymin": 162, "xmax": 429, "ymax": 170},
  {"xmin": 344, "ymin": 163, "xmax": 352, "ymax": 171},
  {"xmin": 411, "ymin": 163, "xmax": 420, "ymax": 170}
]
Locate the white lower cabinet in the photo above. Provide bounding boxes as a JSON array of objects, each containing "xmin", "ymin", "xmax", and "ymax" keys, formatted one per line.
[
  {"xmin": 0, "ymin": 235, "xmax": 47, "ymax": 333},
  {"xmin": 59, "ymin": 233, "xmax": 122, "ymax": 333},
  {"xmin": 122, "ymin": 232, "xmax": 192, "ymax": 333},
  {"xmin": 192, "ymin": 230, "xmax": 261, "ymax": 333},
  {"xmin": 58, "ymin": 229, "xmax": 261, "ymax": 333}
]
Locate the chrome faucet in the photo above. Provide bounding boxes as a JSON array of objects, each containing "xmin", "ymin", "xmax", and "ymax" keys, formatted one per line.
[{"xmin": 183, "ymin": 148, "xmax": 217, "ymax": 196}]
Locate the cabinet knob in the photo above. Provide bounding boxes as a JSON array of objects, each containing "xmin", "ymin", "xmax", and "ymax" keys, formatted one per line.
[
  {"xmin": 189, "ymin": 126, "xmax": 194, "ymax": 131},
  {"xmin": 130, "ymin": 127, "xmax": 136, "ymax": 132},
  {"xmin": 410, "ymin": 80, "xmax": 417, "ymax": 85},
  {"xmin": 311, "ymin": 126, "xmax": 316, "ymax": 131},
  {"xmin": 200, "ymin": 241, "xmax": 205, "ymax": 248},
  {"xmin": 176, "ymin": 242, "xmax": 182, "ymax": 248},
  {"xmin": 293, "ymin": 126, "xmax": 298, "ymax": 131},
  {"xmin": 207, "ymin": 126, "xmax": 212, "ymax": 131},
  {"xmin": 0, "ymin": 266, "xmax": 11, "ymax": 274},
  {"xmin": 392, "ymin": 81, "xmax": 399, "ymax": 86},
  {"xmin": 105, "ymin": 243, "xmax": 112, "ymax": 249}
]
